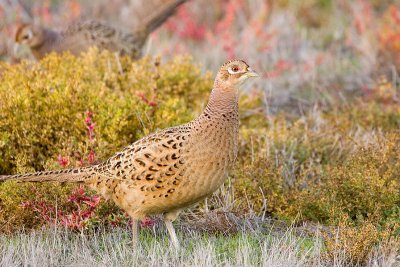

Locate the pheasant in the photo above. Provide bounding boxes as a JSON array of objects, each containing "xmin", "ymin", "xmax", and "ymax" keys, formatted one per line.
[
  {"xmin": 0, "ymin": 60, "xmax": 258, "ymax": 249},
  {"xmin": 14, "ymin": 0, "xmax": 187, "ymax": 60}
]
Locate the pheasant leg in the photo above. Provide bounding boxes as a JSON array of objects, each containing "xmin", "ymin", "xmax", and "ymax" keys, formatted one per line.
[
  {"xmin": 131, "ymin": 219, "xmax": 139, "ymax": 250},
  {"xmin": 165, "ymin": 219, "xmax": 180, "ymax": 250}
]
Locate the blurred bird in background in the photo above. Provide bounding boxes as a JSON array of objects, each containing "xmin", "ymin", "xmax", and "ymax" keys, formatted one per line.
[{"xmin": 9, "ymin": 0, "xmax": 188, "ymax": 60}]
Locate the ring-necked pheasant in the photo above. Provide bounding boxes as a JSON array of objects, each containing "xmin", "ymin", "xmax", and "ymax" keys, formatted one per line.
[
  {"xmin": 0, "ymin": 60, "xmax": 258, "ymax": 249},
  {"xmin": 14, "ymin": 0, "xmax": 187, "ymax": 60}
]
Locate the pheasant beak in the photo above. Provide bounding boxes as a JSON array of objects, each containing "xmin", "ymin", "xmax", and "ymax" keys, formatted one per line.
[{"xmin": 245, "ymin": 67, "xmax": 259, "ymax": 78}]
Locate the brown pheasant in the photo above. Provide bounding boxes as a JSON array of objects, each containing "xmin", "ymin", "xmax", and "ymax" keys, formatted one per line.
[
  {"xmin": 14, "ymin": 0, "xmax": 187, "ymax": 60},
  {"xmin": 0, "ymin": 60, "xmax": 258, "ymax": 249}
]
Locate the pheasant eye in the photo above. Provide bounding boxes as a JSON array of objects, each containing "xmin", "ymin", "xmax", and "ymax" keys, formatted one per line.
[{"xmin": 228, "ymin": 65, "xmax": 240, "ymax": 74}]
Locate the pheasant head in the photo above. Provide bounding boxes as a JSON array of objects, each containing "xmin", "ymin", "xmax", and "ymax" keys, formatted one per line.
[
  {"xmin": 207, "ymin": 60, "xmax": 258, "ymax": 113},
  {"xmin": 216, "ymin": 59, "xmax": 258, "ymax": 87},
  {"xmin": 15, "ymin": 24, "xmax": 46, "ymax": 48}
]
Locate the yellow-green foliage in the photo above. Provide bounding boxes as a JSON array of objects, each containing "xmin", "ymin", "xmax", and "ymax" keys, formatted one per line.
[
  {"xmin": 0, "ymin": 50, "xmax": 212, "ymax": 231},
  {"xmin": 234, "ymin": 97, "xmax": 400, "ymax": 228},
  {"xmin": 0, "ymin": 50, "xmax": 212, "ymax": 174},
  {"xmin": 322, "ymin": 213, "xmax": 400, "ymax": 265},
  {"xmin": 293, "ymin": 134, "xmax": 400, "ymax": 223},
  {"xmin": 233, "ymin": 97, "xmax": 400, "ymax": 264}
]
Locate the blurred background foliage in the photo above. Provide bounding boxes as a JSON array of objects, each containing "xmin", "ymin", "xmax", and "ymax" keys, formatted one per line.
[{"xmin": 0, "ymin": 0, "xmax": 399, "ymax": 264}]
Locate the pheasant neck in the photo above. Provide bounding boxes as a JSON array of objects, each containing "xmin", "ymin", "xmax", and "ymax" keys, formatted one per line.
[
  {"xmin": 31, "ymin": 28, "xmax": 59, "ymax": 59},
  {"xmin": 204, "ymin": 83, "xmax": 239, "ymax": 116}
]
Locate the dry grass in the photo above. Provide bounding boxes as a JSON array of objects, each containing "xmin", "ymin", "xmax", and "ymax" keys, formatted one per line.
[{"xmin": 0, "ymin": 219, "xmax": 398, "ymax": 267}]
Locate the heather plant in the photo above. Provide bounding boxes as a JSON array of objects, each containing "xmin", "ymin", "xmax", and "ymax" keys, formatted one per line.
[{"xmin": 20, "ymin": 185, "xmax": 101, "ymax": 231}]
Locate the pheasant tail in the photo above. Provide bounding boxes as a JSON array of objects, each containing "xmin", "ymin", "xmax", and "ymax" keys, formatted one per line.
[
  {"xmin": 136, "ymin": 0, "xmax": 187, "ymax": 34},
  {"xmin": 0, "ymin": 166, "xmax": 95, "ymax": 183}
]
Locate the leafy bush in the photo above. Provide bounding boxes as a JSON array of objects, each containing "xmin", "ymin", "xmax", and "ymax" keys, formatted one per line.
[
  {"xmin": 293, "ymin": 133, "xmax": 400, "ymax": 224},
  {"xmin": 322, "ymin": 213, "xmax": 400, "ymax": 265},
  {"xmin": 232, "ymin": 96, "xmax": 400, "ymax": 264},
  {"xmin": 0, "ymin": 50, "xmax": 212, "ymax": 232},
  {"xmin": 233, "ymin": 92, "xmax": 400, "ymax": 229}
]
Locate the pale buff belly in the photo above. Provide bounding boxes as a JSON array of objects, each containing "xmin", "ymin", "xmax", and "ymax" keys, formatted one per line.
[{"xmin": 138, "ymin": 157, "xmax": 230, "ymax": 215}]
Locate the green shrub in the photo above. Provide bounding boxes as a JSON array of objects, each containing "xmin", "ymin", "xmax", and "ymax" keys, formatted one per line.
[
  {"xmin": 293, "ymin": 133, "xmax": 400, "ymax": 225},
  {"xmin": 323, "ymin": 214, "xmax": 399, "ymax": 266},
  {"xmin": 0, "ymin": 50, "xmax": 212, "ymax": 174},
  {"xmin": 233, "ymin": 102, "xmax": 400, "ymax": 263},
  {"xmin": 233, "ymin": 100, "xmax": 400, "ymax": 228},
  {"xmin": 0, "ymin": 50, "xmax": 212, "ymax": 231}
]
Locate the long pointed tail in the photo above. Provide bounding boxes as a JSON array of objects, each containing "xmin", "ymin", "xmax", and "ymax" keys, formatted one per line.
[
  {"xmin": 135, "ymin": 0, "xmax": 188, "ymax": 35},
  {"xmin": 0, "ymin": 166, "xmax": 95, "ymax": 183}
]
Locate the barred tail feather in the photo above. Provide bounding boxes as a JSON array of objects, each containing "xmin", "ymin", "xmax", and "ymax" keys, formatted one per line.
[
  {"xmin": 0, "ymin": 166, "xmax": 95, "ymax": 183},
  {"xmin": 136, "ymin": 0, "xmax": 188, "ymax": 34}
]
